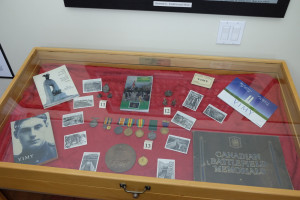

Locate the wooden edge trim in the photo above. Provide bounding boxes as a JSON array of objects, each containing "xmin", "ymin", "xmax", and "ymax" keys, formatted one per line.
[
  {"xmin": 281, "ymin": 62, "xmax": 300, "ymax": 111},
  {"xmin": 0, "ymin": 162, "xmax": 299, "ymax": 200},
  {"xmin": 34, "ymin": 47, "xmax": 284, "ymax": 64}
]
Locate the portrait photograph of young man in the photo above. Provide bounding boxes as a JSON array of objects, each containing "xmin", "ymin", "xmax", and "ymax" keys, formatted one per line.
[{"xmin": 11, "ymin": 112, "xmax": 57, "ymax": 165}]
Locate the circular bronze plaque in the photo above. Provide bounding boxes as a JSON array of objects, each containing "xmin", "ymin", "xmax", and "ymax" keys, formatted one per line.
[{"xmin": 105, "ymin": 144, "xmax": 136, "ymax": 173}]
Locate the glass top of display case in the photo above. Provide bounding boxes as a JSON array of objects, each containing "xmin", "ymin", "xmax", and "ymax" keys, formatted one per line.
[{"xmin": 0, "ymin": 48, "xmax": 299, "ymax": 194}]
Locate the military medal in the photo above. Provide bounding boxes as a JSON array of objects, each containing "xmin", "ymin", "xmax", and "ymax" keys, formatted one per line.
[
  {"xmin": 103, "ymin": 83, "xmax": 110, "ymax": 93},
  {"xmin": 165, "ymin": 90, "xmax": 173, "ymax": 97},
  {"xmin": 114, "ymin": 126, "xmax": 123, "ymax": 135},
  {"xmin": 138, "ymin": 156, "xmax": 148, "ymax": 166},
  {"xmin": 135, "ymin": 129, "xmax": 144, "ymax": 138},
  {"xmin": 163, "ymin": 98, "xmax": 168, "ymax": 106},
  {"xmin": 171, "ymin": 99, "xmax": 176, "ymax": 106},
  {"xmin": 90, "ymin": 117, "xmax": 99, "ymax": 128},
  {"xmin": 160, "ymin": 127, "xmax": 169, "ymax": 134},
  {"xmin": 161, "ymin": 120, "xmax": 170, "ymax": 134},
  {"xmin": 103, "ymin": 117, "xmax": 112, "ymax": 130},
  {"xmin": 124, "ymin": 128, "xmax": 133, "ymax": 136},
  {"xmin": 148, "ymin": 131, "xmax": 157, "ymax": 140}
]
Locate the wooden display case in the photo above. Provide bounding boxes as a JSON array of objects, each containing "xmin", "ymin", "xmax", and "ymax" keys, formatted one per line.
[{"xmin": 0, "ymin": 47, "xmax": 299, "ymax": 200}]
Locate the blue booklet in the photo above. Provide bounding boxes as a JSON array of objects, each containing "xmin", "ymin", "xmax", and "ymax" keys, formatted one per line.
[{"xmin": 218, "ymin": 78, "xmax": 277, "ymax": 127}]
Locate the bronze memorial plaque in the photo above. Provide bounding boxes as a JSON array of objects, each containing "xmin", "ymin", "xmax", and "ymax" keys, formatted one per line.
[
  {"xmin": 193, "ymin": 131, "xmax": 293, "ymax": 189},
  {"xmin": 105, "ymin": 144, "xmax": 136, "ymax": 173}
]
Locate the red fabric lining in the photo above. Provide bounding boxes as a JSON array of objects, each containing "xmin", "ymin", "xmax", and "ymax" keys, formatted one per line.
[{"xmin": 0, "ymin": 63, "xmax": 299, "ymax": 189}]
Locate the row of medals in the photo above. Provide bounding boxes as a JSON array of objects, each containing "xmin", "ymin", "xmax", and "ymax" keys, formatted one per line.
[{"xmin": 90, "ymin": 118, "xmax": 169, "ymax": 167}]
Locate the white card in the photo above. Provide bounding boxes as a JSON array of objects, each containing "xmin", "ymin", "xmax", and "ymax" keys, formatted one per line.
[
  {"xmin": 99, "ymin": 100, "xmax": 107, "ymax": 108},
  {"xmin": 164, "ymin": 107, "xmax": 171, "ymax": 115},
  {"xmin": 144, "ymin": 140, "xmax": 153, "ymax": 150}
]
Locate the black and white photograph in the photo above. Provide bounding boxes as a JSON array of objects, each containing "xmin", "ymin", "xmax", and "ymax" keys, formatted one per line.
[
  {"xmin": 0, "ymin": 44, "xmax": 14, "ymax": 79},
  {"xmin": 157, "ymin": 159, "xmax": 175, "ymax": 179},
  {"xmin": 79, "ymin": 152, "xmax": 100, "ymax": 172},
  {"xmin": 182, "ymin": 90, "xmax": 204, "ymax": 111},
  {"xmin": 10, "ymin": 112, "xmax": 58, "ymax": 165},
  {"xmin": 64, "ymin": 131, "xmax": 87, "ymax": 149},
  {"xmin": 171, "ymin": 111, "xmax": 196, "ymax": 131},
  {"xmin": 165, "ymin": 135, "xmax": 191, "ymax": 154},
  {"xmin": 73, "ymin": 95, "xmax": 94, "ymax": 109},
  {"xmin": 83, "ymin": 78, "xmax": 102, "ymax": 93},
  {"xmin": 33, "ymin": 65, "xmax": 79, "ymax": 109},
  {"xmin": 62, "ymin": 111, "xmax": 84, "ymax": 127},
  {"xmin": 203, "ymin": 104, "xmax": 227, "ymax": 123}
]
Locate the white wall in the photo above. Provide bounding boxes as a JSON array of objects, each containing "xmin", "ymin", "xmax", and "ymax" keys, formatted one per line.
[{"xmin": 1, "ymin": 0, "xmax": 300, "ymax": 96}]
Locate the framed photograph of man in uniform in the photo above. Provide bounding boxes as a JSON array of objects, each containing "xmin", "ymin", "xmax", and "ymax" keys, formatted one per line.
[
  {"xmin": 10, "ymin": 112, "xmax": 58, "ymax": 165},
  {"xmin": 64, "ymin": 0, "xmax": 290, "ymax": 18}
]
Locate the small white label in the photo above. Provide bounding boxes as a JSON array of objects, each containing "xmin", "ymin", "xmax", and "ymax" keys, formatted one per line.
[
  {"xmin": 164, "ymin": 107, "xmax": 171, "ymax": 115},
  {"xmin": 99, "ymin": 100, "xmax": 107, "ymax": 108},
  {"xmin": 144, "ymin": 140, "xmax": 153, "ymax": 150},
  {"xmin": 153, "ymin": 1, "xmax": 192, "ymax": 8}
]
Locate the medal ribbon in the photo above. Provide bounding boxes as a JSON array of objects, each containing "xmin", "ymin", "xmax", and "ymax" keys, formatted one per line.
[
  {"xmin": 104, "ymin": 117, "xmax": 112, "ymax": 127},
  {"xmin": 162, "ymin": 120, "xmax": 170, "ymax": 127},
  {"xmin": 136, "ymin": 119, "xmax": 145, "ymax": 128},
  {"xmin": 127, "ymin": 118, "xmax": 135, "ymax": 127},
  {"xmin": 118, "ymin": 118, "xmax": 126, "ymax": 126},
  {"xmin": 149, "ymin": 120, "xmax": 158, "ymax": 131}
]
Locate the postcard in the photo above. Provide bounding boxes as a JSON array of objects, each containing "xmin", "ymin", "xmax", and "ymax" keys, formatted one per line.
[
  {"xmin": 182, "ymin": 90, "xmax": 204, "ymax": 111},
  {"xmin": 83, "ymin": 78, "xmax": 102, "ymax": 93},
  {"xmin": 73, "ymin": 95, "xmax": 94, "ymax": 109},
  {"xmin": 203, "ymin": 104, "xmax": 227, "ymax": 123},
  {"xmin": 33, "ymin": 65, "xmax": 79, "ymax": 109},
  {"xmin": 79, "ymin": 152, "xmax": 100, "ymax": 172},
  {"xmin": 62, "ymin": 111, "xmax": 84, "ymax": 127},
  {"xmin": 171, "ymin": 111, "xmax": 196, "ymax": 131},
  {"xmin": 64, "ymin": 131, "xmax": 87, "ymax": 149},
  {"xmin": 165, "ymin": 135, "xmax": 190, "ymax": 154},
  {"xmin": 157, "ymin": 158, "xmax": 175, "ymax": 179},
  {"xmin": 218, "ymin": 78, "xmax": 277, "ymax": 127}
]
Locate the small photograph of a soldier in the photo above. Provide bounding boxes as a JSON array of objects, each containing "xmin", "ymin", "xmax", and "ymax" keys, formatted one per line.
[{"xmin": 11, "ymin": 112, "xmax": 57, "ymax": 165}]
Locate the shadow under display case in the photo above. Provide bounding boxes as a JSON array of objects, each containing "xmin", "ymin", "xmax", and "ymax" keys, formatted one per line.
[{"xmin": 0, "ymin": 47, "xmax": 299, "ymax": 200}]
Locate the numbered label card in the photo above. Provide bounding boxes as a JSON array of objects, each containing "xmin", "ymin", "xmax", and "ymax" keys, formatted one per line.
[
  {"xmin": 99, "ymin": 100, "xmax": 107, "ymax": 108},
  {"xmin": 164, "ymin": 107, "xmax": 171, "ymax": 115},
  {"xmin": 144, "ymin": 140, "xmax": 153, "ymax": 150}
]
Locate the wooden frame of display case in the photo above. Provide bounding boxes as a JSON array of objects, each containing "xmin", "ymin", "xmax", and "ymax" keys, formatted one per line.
[{"xmin": 0, "ymin": 47, "xmax": 299, "ymax": 200}]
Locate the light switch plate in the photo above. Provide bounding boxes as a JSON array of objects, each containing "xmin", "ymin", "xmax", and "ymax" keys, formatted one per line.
[{"xmin": 217, "ymin": 21, "xmax": 245, "ymax": 45}]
